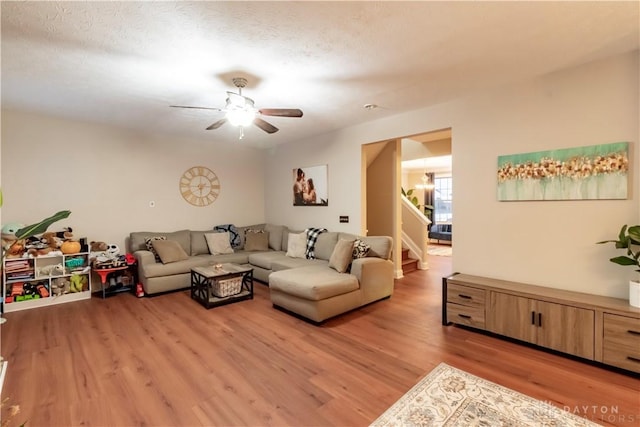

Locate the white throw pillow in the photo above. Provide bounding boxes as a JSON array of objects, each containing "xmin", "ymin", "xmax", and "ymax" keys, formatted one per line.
[
  {"xmin": 286, "ymin": 232, "xmax": 307, "ymax": 258},
  {"xmin": 205, "ymin": 232, "xmax": 234, "ymax": 255}
]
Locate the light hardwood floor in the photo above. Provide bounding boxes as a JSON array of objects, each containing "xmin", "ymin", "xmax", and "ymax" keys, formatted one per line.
[{"xmin": 1, "ymin": 254, "xmax": 639, "ymax": 426}]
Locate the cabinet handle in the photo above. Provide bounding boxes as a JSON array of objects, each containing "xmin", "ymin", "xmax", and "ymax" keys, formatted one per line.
[
  {"xmin": 531, "ymin": 311, "xmax": 535, "ymax": 325},
  {"xmin": 458, "ymin": 294, "xmax": 472, "ymax": 299},
  {"xmin": 538, "ymin": 313, "xmax": 542, "ymax": 327},
  {"xmin": 458, "ymin": 314, "xmax": 471, "ymax": 319},
  {"xmin": 627, "ymin": 330, "xmax": 640, "ymax": 336},
  {"xmin": 626, "ymin": 356, "xmax": 640, "ymax": 363}
]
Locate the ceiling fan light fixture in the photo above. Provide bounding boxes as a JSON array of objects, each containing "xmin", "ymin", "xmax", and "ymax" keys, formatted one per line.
[{"xmin": 226, "ymin": 108, "xmax": 256, "ymax": 127}]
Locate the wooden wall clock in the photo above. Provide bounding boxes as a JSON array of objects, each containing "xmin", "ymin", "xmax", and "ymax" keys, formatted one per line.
[{"xmin": 179, "ymin": 166, "xmax": 220, "ymax": 207}]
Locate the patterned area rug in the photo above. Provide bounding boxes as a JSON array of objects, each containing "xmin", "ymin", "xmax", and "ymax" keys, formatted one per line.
[
  {"xmin": 370, "ymin": 363, "xmax": 597, "ymax": 427},
  {"xmin": 427, "ymin": 245, "xmax": 452, "ymax": 257}
]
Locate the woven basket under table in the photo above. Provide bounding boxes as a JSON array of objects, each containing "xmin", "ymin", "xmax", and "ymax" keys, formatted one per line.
[{"xmin": 212, "ymin": 277, "xmax": 242, "ymax": 298}]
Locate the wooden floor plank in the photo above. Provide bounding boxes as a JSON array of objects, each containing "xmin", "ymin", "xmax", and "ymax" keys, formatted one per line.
[{"xmin": 2, "ymin": 255, "xmax": 639, "ymax": 426}]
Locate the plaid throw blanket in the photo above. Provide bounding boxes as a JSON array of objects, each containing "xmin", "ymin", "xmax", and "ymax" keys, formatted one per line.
[{"xmin": 305, "ymin": 227, "xmax": 327, "ymax": 259}]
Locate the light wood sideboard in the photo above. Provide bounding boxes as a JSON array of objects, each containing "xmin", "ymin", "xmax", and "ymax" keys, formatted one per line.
[{"xmin": 443, "ymin": 273, "xmax": 640, "ymax": 374}]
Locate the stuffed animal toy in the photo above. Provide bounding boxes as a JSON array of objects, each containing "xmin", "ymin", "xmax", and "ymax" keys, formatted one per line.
[
  {"xmin": 1, "ymin": 222, "xmax": 24, "ymax": 252},
  {"xmin": 27, "ymin": 247, "xmax": 54, "ymax": 257},
  {"xmin": 70, "ymin": 274, "xmax": 88, "ymax": 292},
  {"xmin": 5, "ymin": 239, "xmax": 26, "ymax": 258},
  {"xmin": 42, "ymin": 232, "xmax": 63, "ymax": 249},
  {"xmin": 56, "ymin": 227, "xmax": 73, "ymax": 241},
  {"xmin": 37, "ymin": 264, "xmax": 65, "ymax": 277},
  {"xmin": 89, "ymin": 241, "xmax": 109, "ymax": 262},
  {"xmin": 51, "ymin": 277, "xmax": 71, "ymax": 296},
  {"xmin": 106, "ymin": 244, "xmax": 120, "ymax": 257},
  {"xmin": 90, "ymin": 241, "xmax": 108, "ymax": 252}
]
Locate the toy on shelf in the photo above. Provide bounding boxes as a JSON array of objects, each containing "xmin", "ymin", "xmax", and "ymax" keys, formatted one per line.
[
  {"xmin": 2, "ymin": 222, "xmax": 24, "ymax": 249},
  {"xmin": 70, "ymin": 274, "xmax": 88, "ymax": 293},
  {"xmin": 91, "ymin": 242, "xmax": 126, "ymax": 269},
  {"xmin": 51, "ymin": 277, "xmax": 71, "ymax": 296},
  {"xmin": 36, "ymin": 264, "xmax": 65, "ymax": 277}
]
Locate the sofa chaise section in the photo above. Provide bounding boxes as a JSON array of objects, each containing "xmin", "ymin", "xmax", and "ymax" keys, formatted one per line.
[{"xmin": 269, "ymin": 235, "xmax": 394, "ymax": 322}]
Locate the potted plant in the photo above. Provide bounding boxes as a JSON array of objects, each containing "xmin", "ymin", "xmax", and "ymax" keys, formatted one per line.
[
  {"xmin": 0, "ymin": 189, "xmax": 72, "ymax": 321},
  {"xmin": 597, "ymin": 224, "xmax": 640, "ymax": 307}
]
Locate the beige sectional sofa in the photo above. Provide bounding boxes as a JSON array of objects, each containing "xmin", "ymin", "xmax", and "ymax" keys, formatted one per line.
[{"xmin": 128, "ymin": 224, "xmax": 394, "ymax": 322}]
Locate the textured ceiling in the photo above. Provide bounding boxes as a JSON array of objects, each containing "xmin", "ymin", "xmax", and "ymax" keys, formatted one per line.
[{"xmin": 2, "ymin": 1, "xmax": 638, "ymax": 149}]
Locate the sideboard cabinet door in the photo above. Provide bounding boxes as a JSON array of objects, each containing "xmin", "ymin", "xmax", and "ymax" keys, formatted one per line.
[
  {"xmin": 488, "ymin": 291, "xmax": 595, "ymax": 360},
  {"xmin": 536, "ymin": 301, "xmax": 594, "ymax": 359},
  {"xmin": 487, "ymin": 292, "xmax": 536, "ymax": 343}
]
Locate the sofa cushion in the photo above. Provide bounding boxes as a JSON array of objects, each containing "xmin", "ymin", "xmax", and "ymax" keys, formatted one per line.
[
  {"xmin": 151, "ymin": 239, "xmax": 190, "ymax": 264},
  {"xmin": 245, "ymin": 232, "xmax": 269, "ymax": 251},
  {"xmin": 286, "ymin": 232, "xmax": 307, "ymax": 258},
  {"xmin": 130, "ymin": 230, "xmax": 191, "ymax": 255},
  {"xmin": 265, "ymin": 224, "xmax": 285, "ymax": 251},
  {"xmin": 269, "ymin": 265, "xmax": 359, "ymax": 301},
  {"xmin": 361, "ymin": 236, "xmax": 392, "ymax": 260},
  {"xmin": 248, "ymin": 251, "xmax": 287, "ymax": 270},
  {"xmin": 313, "ymin": 232, "xmax": 339, "ymax": 261},
  {"xmin": 329, "ymin": 239, "xmax": 355, "ymax": 273},
  {"xmin": 214, "ymin": 224, "xmax": 241, "ymax": 249},
  {"xmin": 271, "ymin": 257, "xmax": 327, "ymax": 272},
  {"xmin": 205, "ymin": 232, "xmax": 234, "ymax": 255},
  {"xmin": 141, "ymin": 256, "xmax": 212, "ymax": 278},
  {"xmin": 194, "ymin": 253, "xmax": 251, "ymax": 265},
  {"xmin": 190, "ymin": 231, "xmax": 212, "ymax": 256}
]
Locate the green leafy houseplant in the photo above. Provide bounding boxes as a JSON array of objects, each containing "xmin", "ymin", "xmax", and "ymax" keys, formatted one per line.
[
  {"xmin": 1, "ymin": 210, "xmax": 72, "ymax": 260},
  {"xmin": 597, "ymin": 225, "xmax": 640, "ymax": 272},
  {"xmin": 401, "ymin": 187, "xmax": 420, "ymax": 210}
]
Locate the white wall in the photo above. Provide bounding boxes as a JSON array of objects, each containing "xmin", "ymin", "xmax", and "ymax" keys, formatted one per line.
[
  {"xmin": 1, "ymin": 110, "xmax": 266, "ymax": 250},
  {"xmin": 265, "ymin": 50, "xmax": 639, "ymax": 298}
]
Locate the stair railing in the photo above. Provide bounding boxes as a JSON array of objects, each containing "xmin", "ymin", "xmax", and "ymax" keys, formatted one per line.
[{"xmin": 401, "ymin": 195, "xmax": 431, "ymax": 270}]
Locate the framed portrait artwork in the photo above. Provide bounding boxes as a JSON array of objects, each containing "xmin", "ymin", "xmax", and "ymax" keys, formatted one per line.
[{"xmin": 292, "ymin": 165, "xmax": 328, "ymax": 206}]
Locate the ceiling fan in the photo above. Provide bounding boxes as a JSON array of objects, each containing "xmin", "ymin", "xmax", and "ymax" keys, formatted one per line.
[{"xmin": 170, "ymin": 77, "xmax": 303, "ymax": 139}]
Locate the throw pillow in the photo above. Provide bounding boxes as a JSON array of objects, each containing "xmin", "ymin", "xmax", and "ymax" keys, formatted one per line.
[
  {"xmin": 144, "ymin": 236, "xmax": 166, "ymax": 262},
  {"xmin": 352, "ymin": 239, "xmax": 370, "ymax": 259},
  {"xmin": 244, "ymin": 231, "xmax": 269, "ymax": 251},
  {"xmin": 213, "ymin": 224, "xmax": 241, "ymax": 249},
  {"xmin": 329, "ymin": 239, "xmax": 356, "ymax": 273},
  {"xmin": 151, "ymin": 239, "xmax": 189, "ymax": 264},
  {"xmin": 205, "ymin": 232, "xmax": 234, "ymax": 255},
  {"xmin": 285, "ymin": 232, "xmax": 307, "ymax": 259}
]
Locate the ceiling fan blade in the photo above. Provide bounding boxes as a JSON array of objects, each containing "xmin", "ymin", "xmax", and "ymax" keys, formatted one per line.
[
  {"xmin": 259, "ymin": 108, "xmax": 303, "ymax": 118},
  {"xmin": 170, "ymin": 105, "xmax": 222, "ymax": 111},
  {"xmin": 206, "ymin": 118, "xmax": 227, "ymax": 130},
  {"xmin": 253, "ymin": 118, "xmax": 279, "ymax": 134}
]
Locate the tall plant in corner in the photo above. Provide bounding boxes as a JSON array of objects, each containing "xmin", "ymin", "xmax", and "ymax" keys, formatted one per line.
[{"xmin": 597, "ymin": 224, "xmax": 640, "ymax": 308}]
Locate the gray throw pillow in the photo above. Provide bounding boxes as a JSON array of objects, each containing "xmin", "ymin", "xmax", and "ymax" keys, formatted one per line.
[
  {"xmin": 329, "ymin": 239, "xmax": 355, "ymax": 273},
  {"xmin": 244, "ymin": 232, "xmax": 269, "ymax": 251},
  {"xmin": 145, "ymin": 236, "xmax": 166, "ymax": 262},
  {"xmin": 151, "ymin": 239, "xmax": 189, "ymax": 264}
]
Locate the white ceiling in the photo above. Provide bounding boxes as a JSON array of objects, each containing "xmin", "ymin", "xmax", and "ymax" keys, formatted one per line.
[{"xmin": 2, "ymin": 1, "xmax": 638, "ymax": 149}]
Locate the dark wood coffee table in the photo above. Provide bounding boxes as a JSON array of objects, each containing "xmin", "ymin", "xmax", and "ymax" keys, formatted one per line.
[{"xmin": 190, "ymin": 263, "xmax": 253, "ymax": 309}]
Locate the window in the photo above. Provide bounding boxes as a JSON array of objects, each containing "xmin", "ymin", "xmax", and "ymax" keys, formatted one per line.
[{"xmin": 434, "ymin": 177, "xmax": 452, "ymax": 223}]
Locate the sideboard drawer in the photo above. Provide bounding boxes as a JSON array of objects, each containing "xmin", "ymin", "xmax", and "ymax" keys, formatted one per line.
[
  {"xmin": 447, "ymin": 303, "xmax": 485, "ymax": 329},
  {"xmin": 447, "ymin": 283, "xmax": 485, "ymax": 307},
  {"xmin": 603, "ymin": 313, "xmax": 640, "ymax": 373}
]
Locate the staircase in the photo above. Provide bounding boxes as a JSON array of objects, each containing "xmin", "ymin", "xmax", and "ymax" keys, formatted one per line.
[{"xmin": 401, "ymin": 248, "xmax": 419, "ymax": 275}]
